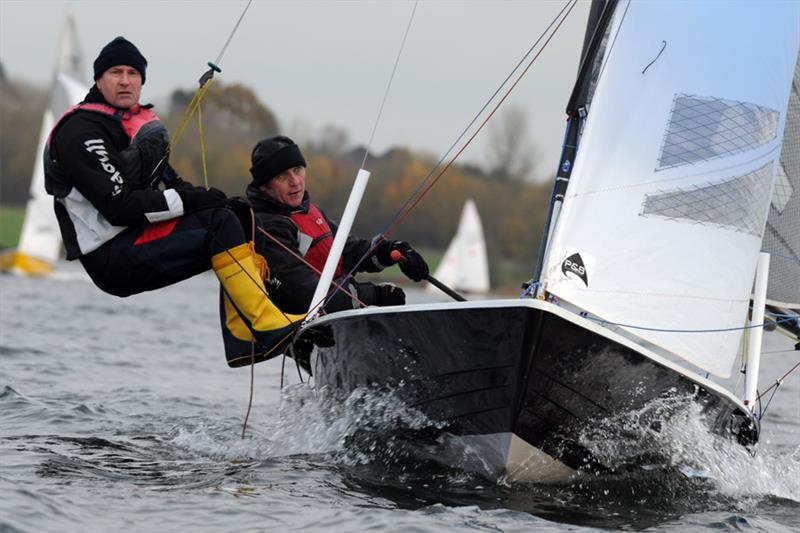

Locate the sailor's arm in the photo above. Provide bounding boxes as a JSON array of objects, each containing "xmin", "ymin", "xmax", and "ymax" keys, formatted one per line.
[
  {"xmin": 254, "ymin": 218, "xmax": 358, "ymax": 314},
  {"xmin": 56, "ymin": 122, "xmax": 185, "ymax": 226}
]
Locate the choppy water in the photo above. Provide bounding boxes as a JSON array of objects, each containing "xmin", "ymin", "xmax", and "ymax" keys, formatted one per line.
[{"xmin": 1, "ymin": 263, "xmax": 798, "ymax": 532}]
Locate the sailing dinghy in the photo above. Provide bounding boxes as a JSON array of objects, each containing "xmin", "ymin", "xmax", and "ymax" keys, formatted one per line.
[
  {"xmin": 0, "ymin": 11, "xmax": 87, "ymax": 276},
  {"xmin": 289, "ymin": 1, "xmax": 800, "ymax": 482},
  {"xmin": 426, "ymin": 198, "xmax": 490, "ymax": 295}
]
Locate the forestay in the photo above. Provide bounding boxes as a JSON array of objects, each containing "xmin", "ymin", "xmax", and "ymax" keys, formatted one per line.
[{"xmin": 541, "ymin": 1, "xmax": 800, "ymax": 378}]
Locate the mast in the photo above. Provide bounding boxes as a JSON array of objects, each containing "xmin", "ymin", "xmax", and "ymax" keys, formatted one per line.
[{"xmin": 529, "ymin": 0, "xmax": 617, "ymax": 296}]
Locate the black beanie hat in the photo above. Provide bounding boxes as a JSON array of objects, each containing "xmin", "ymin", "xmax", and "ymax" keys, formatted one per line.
[
  {"xmin": 250, "ymin": 135, "xmax": 306, "ymax": 187},
  {"xmin": 93, "ymin": 36, "xmax": 148, "ymax": 84}
]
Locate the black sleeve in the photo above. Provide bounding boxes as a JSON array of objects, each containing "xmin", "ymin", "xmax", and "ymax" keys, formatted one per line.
[
  {"xmin": 55, "ymin": 116, "xmax": 184, "ymax": 227},
  {"xmin": 255, "ymin": 216, "xmax": 358, "ymax": 314}
]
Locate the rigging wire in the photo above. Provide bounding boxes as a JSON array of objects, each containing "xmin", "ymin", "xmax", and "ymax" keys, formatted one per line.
[
  {"xmin": 215, "ymin": 0, "xmax": 253, "ymax": 66},
  {"xmin": 305, "ymin": 0, "xmax": 424, "ymax": 316},
  {"xmin": 361, "ymin": 0, "xmax": 419, "ymax": 170},
  {"xmin": 583, "ymin": 313, "xmax": 799, "ymax": 334},
  {"xmin": 255, "ymin": 225, "xmax": 366, "ymax": 307},
  {"xmin": 758, "ymin": 359, "xmax": 800, "ymax": 401},
  {"xmin": 240, "ymin": 209, "xmax": 258, "ymax": 438},
  {"xmin": 756, "ymin": 359, "xmax": 800, "ymax": 419},
  {"xmin": 171, "ymin": 0, "xmax": 252, "ymax": 152},
  {"xmin": 241, "ymin": 339, "xmax": 256, "ymax": 438},
  {"xmin": 234, "ymin": 1, "xmax": 420, "ymax": 391},
  {"xmin": 386, "ymin": 0, "xmax": 577, "ymax": 237},
  {"xmin": 316, "ymin": 0, "xmax": 579, "ymax": 313}
]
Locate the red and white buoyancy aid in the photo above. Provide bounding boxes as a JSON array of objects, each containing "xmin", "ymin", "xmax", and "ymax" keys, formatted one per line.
[
  {"xmin": 289, "ymin": 204, "xmax": 343, "ymax": 276},
  {"xmin": 48, "ymin": 102, "xmax": 161, "ymax": 146}
]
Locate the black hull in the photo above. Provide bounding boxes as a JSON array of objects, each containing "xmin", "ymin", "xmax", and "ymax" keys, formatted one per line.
[{"xmin": 291, "ymin": 300, "xmax": 757, "ymax": 481}]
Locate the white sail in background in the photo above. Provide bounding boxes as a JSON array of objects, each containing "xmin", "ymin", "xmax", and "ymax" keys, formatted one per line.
[
  {"xmin": 541, "ymin": 1, "xmax": 800, "ymax": 378},
  {"xmin": 429, "ymin": 199, "xmax": 490, "ymax": 294},
  {"xmin": 2, "ymin": 10, "xmax": 87, "ymax": 275}
]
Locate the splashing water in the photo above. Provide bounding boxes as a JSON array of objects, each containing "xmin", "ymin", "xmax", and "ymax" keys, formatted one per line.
[
  {"xmin": 576, "ymin": 393, "xmax": 800, "ymax": 506},
  {"xmin": 169, "ymin": 383, "xmax": 446, "ymax": 466}
]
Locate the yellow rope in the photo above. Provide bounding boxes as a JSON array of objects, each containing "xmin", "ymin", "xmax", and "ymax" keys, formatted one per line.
[
  {"xmin": 740, "ymin": 318, "xmax": 748, "ymax": 371},
  {"xmin": 775, "ymin": 325, "xmax": 798, "ymax": 341},
  {"xmin": 169, "ymin": 77, "xmax": 215, "ymax": 154},
  {"xmin": 198, "ymin": 103, "xmax": 209, "ymax": 189}
]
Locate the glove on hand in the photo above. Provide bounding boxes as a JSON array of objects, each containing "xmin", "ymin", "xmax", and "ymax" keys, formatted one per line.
[
  {"xmin": 372, "ymin": 283, "xmax": 406, "ymax": 306},
  {"xmin": 391, "ymin": 241, "xmax": 429, "ymax": 282},
  {"xmin": 178, "ymin": 187, "xmax": 228, "ymax": 214},
  {"xmin": 119, "ymin": 125, "xmax": 170, "ymax": 184},
  {"xmin": 135, "ymin": 127, "xmax": 170, "ymax": 178}
]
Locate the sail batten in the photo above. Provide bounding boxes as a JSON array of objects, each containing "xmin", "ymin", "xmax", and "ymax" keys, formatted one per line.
[{"xmin": 542, "ymin": 1, "xmax": 800, "ymax": 378}]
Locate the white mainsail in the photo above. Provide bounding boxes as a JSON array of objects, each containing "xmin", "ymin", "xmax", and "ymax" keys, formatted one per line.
[
  {"xmin": 429, "ymin": 198, "xmax": 490, "ymax": 294},
  {"xmin": 2, "ymin": 10, "xmax": 87, "ymax": 275},
  {"xmin": 541, "ymin": 1, "xmax": 800, "ymax": 378}
]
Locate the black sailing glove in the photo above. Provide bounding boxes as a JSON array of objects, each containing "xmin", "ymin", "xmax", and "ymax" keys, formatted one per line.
[
  {"xmin": 372, "ymin": 283, "xmax": 406, "ymax": 306},
  {"xmin": 119, "ymin": 124, "xmax": 170, "ymax": 185},
  {"xmin": 135, "ymin": 128, "xmax": 170, "ymax": 182},
  {"xmin": 178, "ymin": 187, "xmax": 228, "ymax": 214},
  {"xmin": 391, "ymin": 241, "xmax": 429, "ymax": 282}
]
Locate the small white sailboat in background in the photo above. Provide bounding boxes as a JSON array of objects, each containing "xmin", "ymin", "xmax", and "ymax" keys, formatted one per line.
[
  {"xmin": 0, "ymin": 10, "xmax": 87, "ymax": 276},
  {"xmin": 428, "ymin": 198, "xmax": 490, "ymax": 294}
]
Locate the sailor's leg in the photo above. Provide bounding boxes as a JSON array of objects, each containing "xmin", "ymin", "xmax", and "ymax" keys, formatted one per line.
[
  {"xmin": 80, "ymin": 212, "xmax": 215, "ymax": 296},
  {"xmin": 211, "ymin": 241, "xmax": 304, "ymax": 352}
]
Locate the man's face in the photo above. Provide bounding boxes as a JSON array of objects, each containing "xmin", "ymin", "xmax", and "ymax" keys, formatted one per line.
[
  {"xmin": 261, "ymin": 166, "xmax": 306, "ymax": 207},
  {"xmin": 96, "ymin": 65, "xmax": 142, "ymax": 109}
]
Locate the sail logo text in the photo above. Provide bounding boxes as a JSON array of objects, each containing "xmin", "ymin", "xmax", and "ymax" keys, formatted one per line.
[
  {"xmin": 561, "ymin": 253, "xmax": 589, "ymax": 286},
  {"xmin": 84, "ymin": 139, "xmax": 123, "ymax": 196}
]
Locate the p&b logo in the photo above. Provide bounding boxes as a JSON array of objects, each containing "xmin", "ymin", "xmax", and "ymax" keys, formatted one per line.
[{"xmin": 561, "ymin": 253, "xmax": 588, "ymax": 287}]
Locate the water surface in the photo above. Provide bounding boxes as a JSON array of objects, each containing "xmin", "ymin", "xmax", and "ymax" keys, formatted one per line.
[{"xmin": 1, "ymin": 264, "xmax": 798, "ymax": 532}]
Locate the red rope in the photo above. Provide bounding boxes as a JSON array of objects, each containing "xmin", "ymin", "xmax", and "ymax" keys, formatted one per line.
[
  {"xmin": 385, "ymin": 0, "xmax": 578, "ymax": 237},
  {"xmin": 255, "ymin": 225, "xmax": 366, "ymax": 307}
]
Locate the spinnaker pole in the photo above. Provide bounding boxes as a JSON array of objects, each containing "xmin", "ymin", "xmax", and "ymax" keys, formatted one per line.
[{"xmin": 305, "ymin": 169, "xmax": 371, "ymax": 321}]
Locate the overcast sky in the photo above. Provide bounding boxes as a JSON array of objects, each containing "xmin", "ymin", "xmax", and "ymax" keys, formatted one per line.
[{"xmin": 0, "ymin": 0, "xmax": 590, "ymax": 180}]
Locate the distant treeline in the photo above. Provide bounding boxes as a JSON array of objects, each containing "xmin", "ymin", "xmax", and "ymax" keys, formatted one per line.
[{"xmin": 0, "ymin": 77, "xmax": 554, "ymax": 287}]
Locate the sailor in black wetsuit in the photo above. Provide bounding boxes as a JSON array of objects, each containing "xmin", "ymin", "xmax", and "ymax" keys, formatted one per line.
[
  {"xmin": 221, "ymin": 136, "xmax": 430, "ymax": 364},
  {"xmin": 44, "ymin": 36, "xmax": 303, "ymax": 365}
]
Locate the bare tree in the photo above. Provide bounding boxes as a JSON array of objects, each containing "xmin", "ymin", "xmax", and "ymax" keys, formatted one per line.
[
  {"xmin": 485, "ymin": 105, "xmax": 535, "ymax": 181},
  {"xmin": 314, "ymin": 124, "xmax": 351, "ymax": 157}
]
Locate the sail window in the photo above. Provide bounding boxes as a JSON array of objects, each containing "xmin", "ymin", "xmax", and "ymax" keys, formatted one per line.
[
  {"xmin": 657, "ymin": 94, "xmax": 779, "ymax": 171},
  {"xmin": 640, "ymin": 161, "xmax": 774, "ymax": 236}
]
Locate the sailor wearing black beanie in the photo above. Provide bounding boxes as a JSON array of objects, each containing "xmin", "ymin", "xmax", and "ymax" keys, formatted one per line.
[{"xmin": 93, "ymin": 36, "xmax": 148, "ymax": 83}]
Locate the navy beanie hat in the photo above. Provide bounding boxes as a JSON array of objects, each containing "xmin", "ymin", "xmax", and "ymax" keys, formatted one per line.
[
  {"xmin": 250, "ymin": 136, "xmax": 306, "ymax": 187},
  {"xmin": 93, "ymin": 36, "xmax": 148, "ymax": 83}
]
